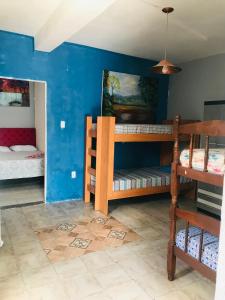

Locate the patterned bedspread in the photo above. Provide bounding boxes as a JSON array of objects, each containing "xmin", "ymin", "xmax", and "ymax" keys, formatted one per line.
[
  {"xmin": 0, "ymin": 151, "xmax": 44, "ymax": 180},
  {"xmin": 92, "ymin": 123, "xmax": 173, "ymax": 135},
  {"xmin": 180, "ymin": 148, "xmax": 225, "ymax": 175},
  {"xmin": 176, "ymin": 226, "xmax": 219, "ymax": 271},
  {"xmin": 91, "ymin": 166, "xmax": 190, "ymax": 191}
]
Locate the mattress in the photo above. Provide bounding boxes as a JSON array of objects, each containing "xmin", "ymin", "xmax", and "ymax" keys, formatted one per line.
[
  {"xmin": 176, "ymin": 226, "xmax": 219, "ymax": 271},
  {"xmin": 0, "ymin": 151, "xmax": 44, "ymax": 180},
  {"xmin": 180, "ymin": 148, "xmax": 225, "ymax": 175},
  {"xmin": 90, "ymin": 166, "xmax": 190, "ymax": 191},
  {"xmin": 92, "ymin": 123, "xmax": 173, "ymax": 135}
]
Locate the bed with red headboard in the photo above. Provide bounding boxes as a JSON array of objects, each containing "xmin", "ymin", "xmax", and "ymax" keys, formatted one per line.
[
  {"xmin": 0, "ymin": 128, "xmax": 44, "ymax": 180},
  {"xmin": 0, "ymin": 128, "xmax": 36, "ymax": 147}
]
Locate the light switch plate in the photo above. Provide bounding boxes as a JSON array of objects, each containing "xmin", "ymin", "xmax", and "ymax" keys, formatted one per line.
[
  {"xmin": 60, "ymin": 120, "xmax": 66, "ymax": 129},
  {"xmin": 71, "ymin": 171, "xmax": 76, "ymax": 179}
]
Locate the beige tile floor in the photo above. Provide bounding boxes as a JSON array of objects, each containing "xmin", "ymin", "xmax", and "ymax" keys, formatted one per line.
[
  {"xmin": 0, "ymin": 194, "xmax": 215, "ymax": 300},
  {"xmin": 0, "ymin": 178, "xmax": 44, "ymax": 207}
]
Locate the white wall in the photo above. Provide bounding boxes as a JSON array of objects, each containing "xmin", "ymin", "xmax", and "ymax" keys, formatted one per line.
[
  {"xmin": 34, "ymin": 82, "xmax": 45, "ymax": 152},
  {"xmin": 0, "ymin": 81, "xmax": 35, "ymax": 127},
  {"xmin": 168, "ymin": 53, "xmax": 225, "ymax": 120}
]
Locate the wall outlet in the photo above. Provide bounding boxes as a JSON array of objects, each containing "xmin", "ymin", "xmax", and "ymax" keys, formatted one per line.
[
  {"xmin": 71, "ymin": 171, "xmax": 76, "ymax": 179},
  {"xmin": 60, "ymin": 120, "xmax": 66, "ymax": 129}
]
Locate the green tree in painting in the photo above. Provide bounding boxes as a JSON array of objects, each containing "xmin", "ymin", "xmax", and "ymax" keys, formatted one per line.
[
  {"xmin": 138, "ymin": 76, "xmax": 158, "ymax": 109},
  {"xmin": 108, "ymin": 75, "xmax": 120, "ymax": 97},
  {"xmin": 102, "ymin": 70, "xmax": 114, "ymax": 116}
]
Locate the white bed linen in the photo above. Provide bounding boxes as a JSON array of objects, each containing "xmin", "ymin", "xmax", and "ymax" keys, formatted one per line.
[
  {"xmin": 92, "ymin": 123, "xmax": 173, "ymax": 134},
  {"xmin": 0, "ymin": 151, "xmax": 44, "ymax": 180}
]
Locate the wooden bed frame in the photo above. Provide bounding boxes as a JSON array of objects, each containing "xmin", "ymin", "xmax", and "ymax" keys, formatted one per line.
[
  {"xmin": 168, "ymin": 116, "xmax": 224, "ymax": 282},
  {"xmin": 84, "ymin": 116, "xmax": 194, "ymax": 215}
]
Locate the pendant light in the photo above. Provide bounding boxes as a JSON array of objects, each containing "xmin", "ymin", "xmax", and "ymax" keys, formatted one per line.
[{"xmin": 152, "ymin": 7, "xmax": 181, "ymax": 75}]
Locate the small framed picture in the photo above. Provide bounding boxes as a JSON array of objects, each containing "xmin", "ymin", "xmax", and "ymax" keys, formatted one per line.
[{"xmin": 0, "ymin": 78, "xmax": 30, "ymax": 107}]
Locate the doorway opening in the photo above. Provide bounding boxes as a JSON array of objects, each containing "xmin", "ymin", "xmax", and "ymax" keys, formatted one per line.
[{"xmin": 0, "ymin": 77, "xmax": 47, "ymax": 208}]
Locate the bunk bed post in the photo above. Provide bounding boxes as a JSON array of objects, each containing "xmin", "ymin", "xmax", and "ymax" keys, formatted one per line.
[
  {"xmin": 84, "ymin": 116, "xmax": 92, "ymax": 204},
  {"xmin": 95, "ymin": 116, "xmax": 115, "ymax": 215},
  {"xmin": 168, "ymin": 115, "xmax": 180, "ymax": 281}
]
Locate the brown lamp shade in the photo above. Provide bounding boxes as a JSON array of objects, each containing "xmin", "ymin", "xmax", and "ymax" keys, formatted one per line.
[{"xmin": 152, "ymin": 59, "xmax": 182, "ymax": 75}]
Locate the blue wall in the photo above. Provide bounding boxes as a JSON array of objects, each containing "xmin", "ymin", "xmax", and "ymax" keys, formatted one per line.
[{"xmin": 0, "ymin": 30, "xmax": 169, "ymax": 202}]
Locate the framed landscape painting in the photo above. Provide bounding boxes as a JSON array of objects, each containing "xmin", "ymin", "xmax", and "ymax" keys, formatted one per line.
[
  {"xmin": 0, "ymin": 78, "xmax": 30, "ymax": 107},
  {"xmin": 102, "ymin": 70, "xmax": 159, "ymax": 123}
]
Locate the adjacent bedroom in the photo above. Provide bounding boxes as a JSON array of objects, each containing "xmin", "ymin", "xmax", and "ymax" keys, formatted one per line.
[
  {"xmin": 0, "ymin": 78, "xmax": 46, "ymax": 207},
  {"xmin": 1, "ymin": 1, "xmax": 225, "ymax": 300}
]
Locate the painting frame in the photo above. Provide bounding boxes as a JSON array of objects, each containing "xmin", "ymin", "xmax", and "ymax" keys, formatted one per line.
[
  {"xmin": 0, "ymin": 78, "xmax": 30, "ymax": 107},
  {"xmin": 101, "ymin": 70, "xmax": 159, "ymax": 124}
]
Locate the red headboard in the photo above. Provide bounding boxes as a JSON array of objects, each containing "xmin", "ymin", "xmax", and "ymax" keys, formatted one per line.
[{"xmin": 0, "ymin": 128, "xmax": 36, "ymax": 147}]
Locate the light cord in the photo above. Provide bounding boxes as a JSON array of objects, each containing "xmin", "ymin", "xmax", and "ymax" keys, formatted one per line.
[{"xmin": 164, "ymin": 11, "xmax": 169, "ymax": 60}]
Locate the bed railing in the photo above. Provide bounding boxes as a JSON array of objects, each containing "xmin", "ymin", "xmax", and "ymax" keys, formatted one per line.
[
  {"xmin": 176, "ymin": 208, "xmax": 220, "ymax": 237},
  {"xmin": 174, "ymin": 116, "xmax": 225, "ymax": 187},
  {"xmin": 179, "ymin": 120, "xmax": 225, "ymax": 174},
  {"xmin": 174, "ymin": 208, "xmax": 220, "ymax": 281},
  {"xmin": 174, "ymin": 116, "xmax": 225, "ymax": 192},
  {"xmin": 178, "ymin": 120, "xmax": 225, "ymax": 136}
]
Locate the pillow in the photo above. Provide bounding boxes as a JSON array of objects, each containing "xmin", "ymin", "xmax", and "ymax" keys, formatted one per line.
[
  {"xmin": 0, "ymin": 146, "xmax": 11, "ymax": 152},
  {"xmin": 10, "ymin": 145, "xmax": 37, "ymax": 152}
]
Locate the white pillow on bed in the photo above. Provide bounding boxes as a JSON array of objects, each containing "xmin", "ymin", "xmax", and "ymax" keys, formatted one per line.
[
  {"xmin": 0, "ymin": 146, "xmax": 11, "ymax": 152},
  {"xmin": 10, "ymin": 145, "xmax": 37, "ymax": 152}
]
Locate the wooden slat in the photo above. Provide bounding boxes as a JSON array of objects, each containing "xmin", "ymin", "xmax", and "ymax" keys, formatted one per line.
[
  {"xmin": 95, "ymin": 118, "xmax": 103, "ymax": 206},
  {"xmin": 184, "ymin": 221, "xmax": 189, "ymax": 253},
  {"xmin": 177, "ymin": 165, "xmax": 223, "ymax": 187},
  {"xmin": 189, "ymin": 134, "xmax": 194, "ymax": 168},
  {"xmin": 179, "ymin": 120, "xmax": 225, "ymax": 136},
  {"xmin": 88, "ymin": 167, "xmax": 96, "ymax": 176},
  {"xmin": 198, "ymin": 230, "xmax": 204, "ymax": 262},
  {"xmin": 108, "ymin": 185, "xmax": 171, "ymax": 200},
  {"xmin": 175, "ymin": 208, "xmax": 220, "ymax": 236},
  {"xmin": 114, "ymin": 133, "xmax": 174, "ymax": 142},
  {"xmin": 107, "ymin": 182, "xmax": 192, "ymax": 201},
  {"xmin": 88, "ymin": 148, "xmax": 96, "ymax": 157},
  {"xmin": 163, "ymin": 119, "xmax": 199, "ymax": 125},
  {"xmin": 174, "ymin": 247, "xmax": 216, "ymax": 282},
  {"xmin": 84, "ymin": 116, "xmax": 92, "ymax": 203},
  {"xmin": 203, "ymin": 135, "xmax": 209, "ymax": 172}
]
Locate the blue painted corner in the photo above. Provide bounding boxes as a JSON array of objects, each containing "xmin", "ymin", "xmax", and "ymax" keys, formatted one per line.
[{"xmin": 0, "ymin": 30, "xmax": 169, "ymax": 202}]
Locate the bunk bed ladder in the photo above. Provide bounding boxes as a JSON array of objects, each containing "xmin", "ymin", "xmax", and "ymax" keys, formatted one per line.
[{"xmin": 84, "ymin": 116, "xmax": 96, "ymax": 203}]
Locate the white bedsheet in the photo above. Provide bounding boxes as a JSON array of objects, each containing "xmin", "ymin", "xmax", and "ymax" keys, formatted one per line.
[
  {"xmin": 0, "ymin": 151, "xmax": 44, "ymax": 180},
  {"xmin": 92, "ymin": 123, "xmax": 173, "ymax": 134}
]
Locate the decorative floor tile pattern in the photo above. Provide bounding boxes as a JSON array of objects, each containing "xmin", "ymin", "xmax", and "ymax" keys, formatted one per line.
[
  {"xmin": 35, "ymin": 216, "xmax": 140, "ymax": 262},
  {"xmin": 56, "ymin": 223, "xmax": 76, "ymax": 232}
]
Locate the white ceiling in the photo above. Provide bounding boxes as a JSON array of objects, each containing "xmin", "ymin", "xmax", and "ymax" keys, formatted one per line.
[
  {"xmin": 0, "ymin": 0, "xmax": 225, "ymax": 63},
  {"xmin": 0, "ymin": 0, "xmax": 62, "ymax": 36}
]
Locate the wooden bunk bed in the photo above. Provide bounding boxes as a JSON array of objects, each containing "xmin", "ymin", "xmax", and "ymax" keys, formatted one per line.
[
  {"xmin": 84, "ymin": 116, "xmax": 194, "ymax": 215},
  {"xmin": 168, "ymin": 116, "xmax": 224, "ymax": 282}
]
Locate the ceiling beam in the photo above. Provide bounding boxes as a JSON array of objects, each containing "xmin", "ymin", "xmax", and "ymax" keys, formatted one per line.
[{"xmin": 34, "ymin": 0, "xmax": 117, "ymax": 52}]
